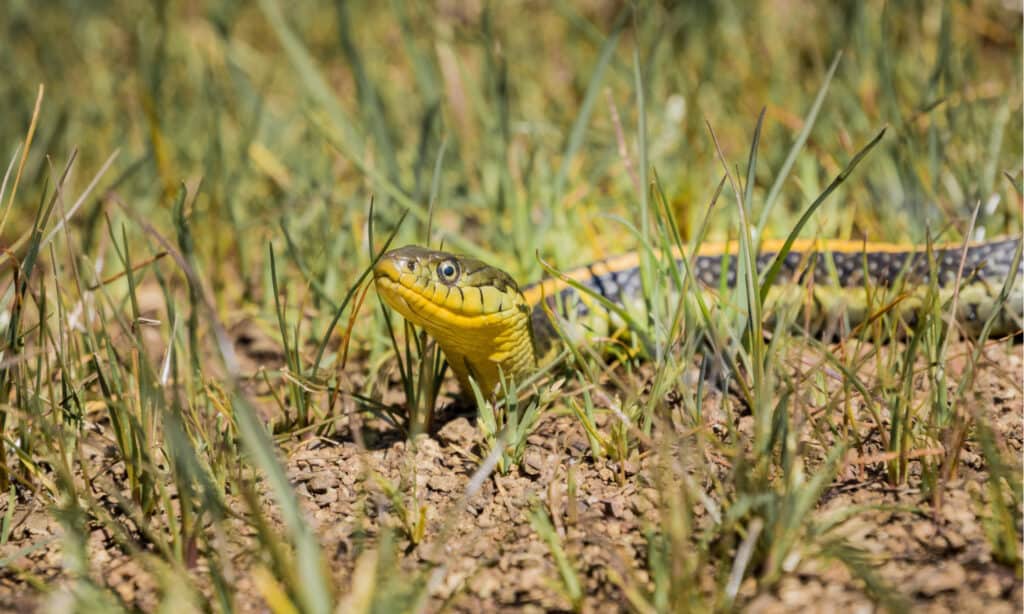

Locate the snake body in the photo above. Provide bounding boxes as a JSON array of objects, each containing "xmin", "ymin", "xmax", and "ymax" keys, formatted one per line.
[{"xmin": 373, "ymin": 238, "xmax": 1023, "ymax": 395}]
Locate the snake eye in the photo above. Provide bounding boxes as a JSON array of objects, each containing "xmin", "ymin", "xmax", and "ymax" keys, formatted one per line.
[{"xmin": 437, "ymin": 260, "xmax": 460, "ymax": 284}]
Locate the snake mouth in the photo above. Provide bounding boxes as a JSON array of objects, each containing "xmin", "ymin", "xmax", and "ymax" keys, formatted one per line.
[
  {"xmin": 373, "ymin": 257, "xmax": 428, "ymax": 316},
  {"xmin": 373, "ymin": 261, "xmax": 464, "ymax": 334},
  {"xmin": 372, "ymin": 256, "xmax": 405, "ymax": 284},
  {"xmin": 372, "ymin": 274, "xmax": 424, "ymax": 322}
]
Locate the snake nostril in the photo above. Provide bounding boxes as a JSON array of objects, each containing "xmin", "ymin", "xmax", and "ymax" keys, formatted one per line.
[{"xmin": 406, "ymin": 261, "xmax": 416, "ymax": 272}]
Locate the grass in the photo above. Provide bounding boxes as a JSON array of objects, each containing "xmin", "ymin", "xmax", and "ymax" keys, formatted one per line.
[{"xmin": 0, "ymin": 0, "xmax": 1021, "ymax": 611}]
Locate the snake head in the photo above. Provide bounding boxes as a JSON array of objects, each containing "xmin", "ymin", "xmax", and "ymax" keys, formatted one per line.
[{"xmin": 373, "ymin": 245, "xmax": 535, "ymax": 394}]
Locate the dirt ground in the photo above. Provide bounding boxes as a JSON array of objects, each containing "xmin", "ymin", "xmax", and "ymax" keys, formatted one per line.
[{"xmin": 0, "ymin": 339, "xmax": 1021, "ymax": 613}]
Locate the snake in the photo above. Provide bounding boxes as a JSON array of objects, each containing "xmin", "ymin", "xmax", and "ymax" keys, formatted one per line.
[{"xmin": 373, "ymin": 237, "xmax": 1023, "ymax": 395}]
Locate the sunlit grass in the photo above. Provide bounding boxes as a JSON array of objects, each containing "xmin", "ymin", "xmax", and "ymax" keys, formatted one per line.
[{"xmin": 0, "ymin": 0, "xmax": 1020, "ymax": 610}]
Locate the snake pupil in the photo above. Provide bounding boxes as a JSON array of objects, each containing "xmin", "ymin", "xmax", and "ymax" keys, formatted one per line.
[{"xmin": 438, "ymin": 261, "xmax": 459, "ymax": 282}]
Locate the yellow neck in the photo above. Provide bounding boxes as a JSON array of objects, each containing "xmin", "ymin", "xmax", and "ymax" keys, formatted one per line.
[{"xmin": 430, "ymin": 306, "xmax": 536, "ymax": 396}]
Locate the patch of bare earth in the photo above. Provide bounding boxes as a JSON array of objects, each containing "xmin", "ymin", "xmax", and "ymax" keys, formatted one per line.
[{"xmin": 0, "ymin": 341, "xmax": 1020, "ymax": 611}]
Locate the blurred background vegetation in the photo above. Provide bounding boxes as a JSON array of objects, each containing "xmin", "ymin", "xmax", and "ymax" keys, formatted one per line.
[{"xmin": 3, "ymin": 0, "xmax": 1020, "ymax": 296}]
